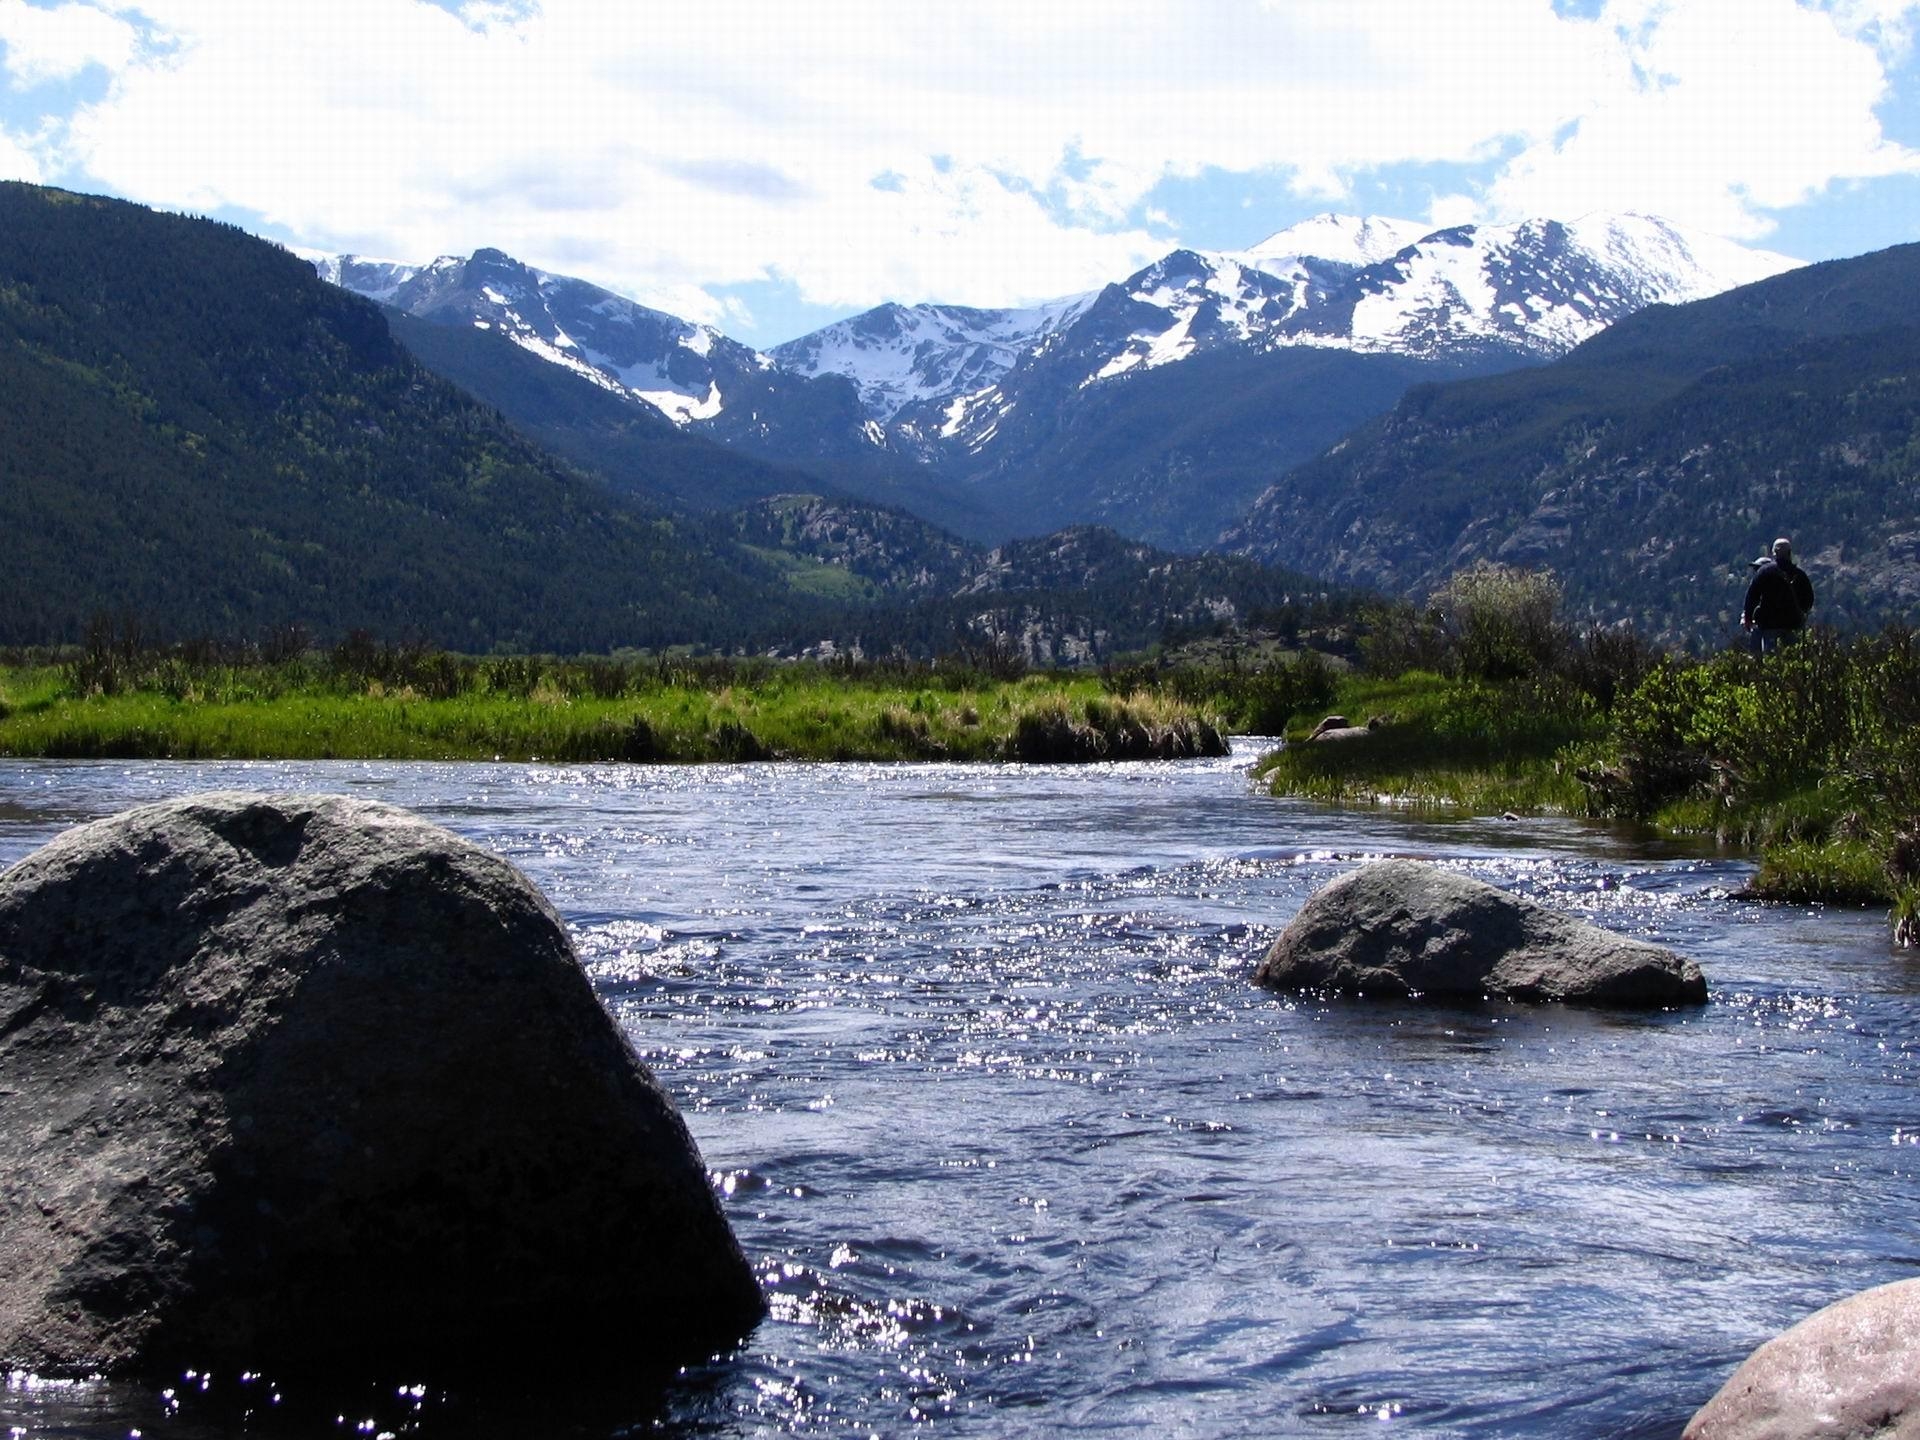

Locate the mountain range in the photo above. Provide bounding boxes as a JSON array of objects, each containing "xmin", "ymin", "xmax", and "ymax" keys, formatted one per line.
[
  {"xmin": 0, "ymin": 181, "xmax": 1335, "ymax": 658},
  {"xmin": 10, "ymin": 178, "xmax": 1910, "ymax": 657},
  {"xmin": 314, "ymin": 213, "xmax": 1796, "ymax": 549}
]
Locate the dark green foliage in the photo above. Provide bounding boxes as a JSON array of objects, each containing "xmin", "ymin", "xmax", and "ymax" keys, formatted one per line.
[
  {"xmin": 1353, "ymin": 564, "xmax": 1655, "ymax": 717},
  {"xmin": 1355, "ymin": 600, "xmax": 1451, "ymax": 678},
  {"xmin": 1003, "ymin": 696, "xmax": 1226, "ymax": 762},
  {"xmin": 0, "ymin": 182, "xmax": 800, "ymax": 652},
  {"xmin": 1429, "ymin": 561, "xmax": 1565, "ymax": 682},
  {"xmin": 1115, "ymin": 649, "xmax": 1339, "ymax": 736},
  {"xmin": 1583, "ymin": 630, "xmax": 1920, "ymax": 887},
  {"xmin": 719, "ymin": 506, "xmax": 1370, "ymax": 665},
  {"xmin": 382, "ymin": 310, "xmax": 813, "ymax": 514}
]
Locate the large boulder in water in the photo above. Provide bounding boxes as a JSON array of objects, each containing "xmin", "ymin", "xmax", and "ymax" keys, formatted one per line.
[
  {"xmin": 1253, "ymin": 858, "xmax": 1705, "ymax": 1007},
  {"xmin": 0, "ymin": 792, "xmax": 763, "ymax": 1378},
  {"xmin": 1684, "ymin": 1279, "xmax": 1920, "ymax": 1438}
]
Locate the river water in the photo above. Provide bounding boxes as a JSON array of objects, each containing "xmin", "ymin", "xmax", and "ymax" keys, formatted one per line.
[{"xmin": 1, "ymin": 743, "xmax": 1913, "ymax": 1439}]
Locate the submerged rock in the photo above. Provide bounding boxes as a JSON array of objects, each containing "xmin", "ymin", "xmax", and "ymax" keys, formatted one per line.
[
  {"xmin": 0, "ymin": 791, "xmax": 763, "ymax": 1379},
  {"xmin": 1684, "ymin": 1278, "xmax": 1920, "ymax": 1438},
  {"xmin": 1253, "ymin": 858, "xmax": 1706, "ymax": 1007}
]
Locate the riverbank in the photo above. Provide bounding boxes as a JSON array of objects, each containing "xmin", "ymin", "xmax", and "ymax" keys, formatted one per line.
[
  {"xmin": 0, "ymin": 657, "xmax": 1225, "ymax": 764},
  {"xmin": 1254, "ymin": 639, "xmax": 1917, "ymax": 925}
]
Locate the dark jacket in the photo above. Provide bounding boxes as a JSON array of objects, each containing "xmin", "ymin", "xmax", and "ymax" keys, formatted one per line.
[{"xmin": 1743, "ymin": 558, "xmax": 1814, "ymax": 630}]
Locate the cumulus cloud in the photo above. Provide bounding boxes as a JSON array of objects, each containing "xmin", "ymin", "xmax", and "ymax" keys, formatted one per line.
[
  {"xmin": 0, "ymin": 0, "xmax": 136, "ymax": 85},
  {"xmin": 0, "ymin": 124, "xmax": 43, "ymax": 183},
  {"xmin": 7, "ymin": 0, "xmax": 1917, "ymax": 327},
  {"xmin": 1483, "ymin": 0, "xmax": 1920, "ymax": 236}
]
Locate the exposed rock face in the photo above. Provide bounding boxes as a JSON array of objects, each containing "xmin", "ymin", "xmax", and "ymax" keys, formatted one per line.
[
  {"xmin": 0, "ymin": 792, "xmax": 763, "ymax": 1379},
  {"xmin": 1684, "ymin": 1279, "xmax": 1920, "ymax": 1438},
  {"xmin": 1253, "ymin": 859, "xmax": 1706, "ymax": 1006}
]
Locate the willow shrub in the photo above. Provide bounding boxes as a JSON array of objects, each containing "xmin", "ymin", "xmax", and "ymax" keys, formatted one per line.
[
  {"xmin": 1608, "ymin": 630, "xmax": 1919, "ymax": 815},
  {"xmin": 1108, "ymin": 650, "xmax": 1338, "ymax": 737}
]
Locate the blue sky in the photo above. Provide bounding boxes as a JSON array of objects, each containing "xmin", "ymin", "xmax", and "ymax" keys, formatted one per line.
[{"xmin": 1, "ymin": 0, "xmax": 1917, "ymax": 348}]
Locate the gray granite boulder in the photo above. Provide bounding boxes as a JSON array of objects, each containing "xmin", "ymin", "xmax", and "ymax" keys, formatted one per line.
[
  {"xmin": 1253, "ymin": 858, "xmax": 1706, "ymax": 1006},
  {"xmin": 0, "ymin": 792, "xmax": 763, "ymax": 1378},
  {"xmin": 1684, "ymin": 1279, "xmax": 1920, "ymax": 1438}
]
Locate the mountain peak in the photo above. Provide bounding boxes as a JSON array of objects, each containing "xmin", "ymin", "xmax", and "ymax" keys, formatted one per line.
[{"xmin": 1239, "ymin": 213, "xmax": 1430, "ymax": 270}]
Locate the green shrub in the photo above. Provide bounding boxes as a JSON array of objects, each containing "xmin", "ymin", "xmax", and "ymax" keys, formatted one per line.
[{"xmin": 1429, "ymin": 561, "xmax": 1567, "ymax": 683}]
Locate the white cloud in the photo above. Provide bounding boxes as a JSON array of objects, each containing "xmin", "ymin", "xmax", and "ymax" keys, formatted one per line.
[
  {"xmin": 1483, "ymin": 0, "xmax": 1920, "ymax": 236},
  {"xmin": 0, "ymin": 124, "xmax": 42, "ymax": 182},
  {"xmin": 10, "ymin": 0, "xmax": 1918, "ymax": 324},
  {"xmin": 0, "ymin": 1, "xmax": 135, "ymax": 85}
]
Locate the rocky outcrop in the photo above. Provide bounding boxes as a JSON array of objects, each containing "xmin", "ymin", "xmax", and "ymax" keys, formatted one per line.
[
  {"xmin": 1683, "ymin": 1279, "xmax": 1920, "ymax": 1438},
  {"xmin": 1253, "ymin": 858, "xmax": 1706, "ymax": 1006},
  {"xmin": 0, "ymin": 792, "xmax": 763, "ymax": 1379}
]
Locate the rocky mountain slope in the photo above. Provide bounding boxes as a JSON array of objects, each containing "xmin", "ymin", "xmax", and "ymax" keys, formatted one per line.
[
  {"xmin": 314, "ymin": 214, "xmax": 1795, "ymax": 551},
  {"xmin": 1223, "ymin": 241, "xmax": 1920, "ymax": 645}
]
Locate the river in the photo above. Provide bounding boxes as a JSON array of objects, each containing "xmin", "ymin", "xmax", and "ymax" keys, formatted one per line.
[{"xmin": 0, "ymin": 743, "xmax": 1911, "ymax": 1439}]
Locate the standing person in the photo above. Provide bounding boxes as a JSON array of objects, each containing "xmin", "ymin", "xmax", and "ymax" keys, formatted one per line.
[{"xmin": 1742, "ymin": 537, "xmax": 1815, "ymax": 653}]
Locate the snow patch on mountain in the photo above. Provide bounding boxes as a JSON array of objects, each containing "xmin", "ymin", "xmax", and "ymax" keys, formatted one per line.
[
  {"xmin": 1238, "ymin": 213, "xmax": 1430, "ymax": 273},
  {"xmin": 1335, "ymin": 214, "xmax": 1800, "ymax": 358},
  {"xmin": 309, "ymin": 247, "xmax": 764, "ymax": 427},
  {"xmin": 768, "ymin": 296, "xmax": 1094, "ymax": 420}
]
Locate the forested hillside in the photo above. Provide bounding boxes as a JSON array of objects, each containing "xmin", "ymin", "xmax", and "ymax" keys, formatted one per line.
[{"xmin": 0, "ymin": 183, "xmax": 789, "ymax": 651}]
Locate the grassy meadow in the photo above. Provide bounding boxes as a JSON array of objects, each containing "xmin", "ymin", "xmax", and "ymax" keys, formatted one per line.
[{"xmin": 0, "ymin": 643, "xmax": 1226, "ymax": 765}]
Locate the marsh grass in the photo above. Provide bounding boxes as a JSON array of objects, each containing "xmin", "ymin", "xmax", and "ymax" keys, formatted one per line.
[
  {"xmin": 0, "ymin": 659, "xmax": 1226, "ymax": 765},
  {"xmin": 1751, "ymin": 839, "xmax": 1889, "ymax": 905},
  {"xmin": 1254, "ymin": 671, "xmax": 1599, "ymax": 815}
]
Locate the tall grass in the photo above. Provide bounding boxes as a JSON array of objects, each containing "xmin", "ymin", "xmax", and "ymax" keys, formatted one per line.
[
  {"xmin": 0, "ymin": 652, "xmax": 1227, "ymax": 765},
  {"xmin": 1253, "ymin": 671, "xmax": 1599, "ymax": 815}
]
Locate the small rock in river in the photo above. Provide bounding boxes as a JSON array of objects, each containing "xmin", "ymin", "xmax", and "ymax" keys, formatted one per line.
[
  {"xmin": 0, "ymin": 791, "xmax": 763, "ymax": 1379},
  {"xmin": 1252, "ymin": 858, "xmax": 1706, "ymax": 1007}
]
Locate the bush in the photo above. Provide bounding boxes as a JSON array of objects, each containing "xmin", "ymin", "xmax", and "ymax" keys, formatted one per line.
[
  {"xmin": 1555, "ymin": 623, "xmax": 1659, "ymax": 713},
  {"xmin": 1429, "ymin": 561, "xmax": 1567, "ymax": 683},
  {"xmin": 1356, "ymin": 600, "xmax": 1449, "ymax": 678}
]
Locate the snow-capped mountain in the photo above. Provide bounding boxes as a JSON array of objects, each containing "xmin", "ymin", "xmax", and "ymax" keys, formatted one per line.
[
  {"xmin": 1275, "ymin": 213, "xmax": 1800, "ymax": 359},
  {"xmin": 784, "ymin": 212, "xmax": 1797, "ymax": 467},
  {"xmin": 1239, "ymin": 213, "xmax": 1432, "ymax": 272},
  {"xmin": 313, "ymin": 213, "xmax": 1794, "ymax": 444},
  {"xmin": 313, "ymin": 247, "xmax": 771, "ymax": 425},
  {"xmin": 307, "ymin": 213, "xmax": 1805, "ymax": 551},
  {"xmin": 768, "ymin": 296, "xmax": 1095, "ymax": 422}
]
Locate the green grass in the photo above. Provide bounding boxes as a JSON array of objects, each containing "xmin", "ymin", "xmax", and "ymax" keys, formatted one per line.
[
  {"xmin": 1252, "ymin": 670, "xmax": 1600, "ymax": 815},
  {"xmin": 0, "ymin": 663, "xmax": 1225, "ymax": 764},
  {"xmin": 1247, "ymin": 653, "xmax": 1910, "ymax": 916},
  {"xmin": 1750, "ymin": 839, "xmax": 1890, "ymax": 905}
]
